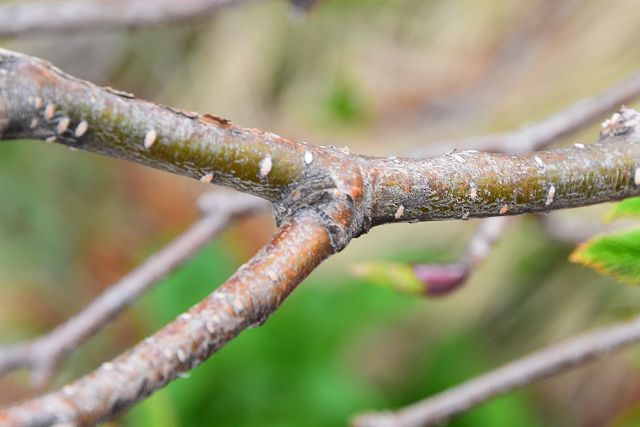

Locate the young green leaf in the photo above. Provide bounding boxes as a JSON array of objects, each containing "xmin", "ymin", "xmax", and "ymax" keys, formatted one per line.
[
  {"xmin": 570, "ymin": 228, "xmax": 640, "ymax": 285},
  {"xmin": 606, "ymin": 197, "xmax": 640, "ymax": 222}
]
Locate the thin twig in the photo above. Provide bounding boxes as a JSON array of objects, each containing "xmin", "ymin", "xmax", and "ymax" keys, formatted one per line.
[
  {"xmin": 352, "ymin": 313, "xmax": 640, "ymax": 427},
  {"xmin": 409, "ymin": 70, "xmax": 640, "ymax": 157},
  {"xmin": 386, "ymin": 0, "xmax": 579, "ymax": 131},
  {"xmin": 0, "ymin": 0, "xmax": 255, "ymax": 38},
  {"xmin": 0, "ymin": 211, "xmax": 333, "ymax": 425},
  {"xmin": 0, "ymin": 191, "xmax": 268, "ymax": 387}
]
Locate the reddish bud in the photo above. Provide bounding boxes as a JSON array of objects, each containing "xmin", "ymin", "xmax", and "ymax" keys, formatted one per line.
[{"xmin": 412, "ymin": 263, "xmax": 469, "ymax": 296}]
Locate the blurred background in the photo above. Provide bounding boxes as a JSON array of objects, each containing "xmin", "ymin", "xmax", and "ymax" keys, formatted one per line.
[{"xmin": 2, "ymin": 0, "xmax": 640, "ymax": 426}]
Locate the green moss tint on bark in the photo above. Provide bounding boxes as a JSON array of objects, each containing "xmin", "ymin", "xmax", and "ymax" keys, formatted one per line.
[
  {"xmin": 2, "ymin": 48, "xmax": 640, "ymax": 237},
  {"xmin": 366, "ymin": 138, "xmax": 640, "ymax": 225},
  {"xmin": 0, "ymin": 50, "xmax": 308, "ymax": 203}
]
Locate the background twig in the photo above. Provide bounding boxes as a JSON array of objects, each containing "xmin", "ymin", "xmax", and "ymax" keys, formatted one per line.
[
  {"xmin": 409, "ymin": 71, "xmax": 640, "ymax": 157},
  {"xmin": 0, "ymin": 212, "xmax": 332, "ymax": 426},
  {"xmin": 352, "ymin": 313, "xmax": 640, "ymax": 427},
  {"xmin": 0, "ymin": 0, "xmax": 255, "ymax": 38},
  {"xmin": 0, "ymin": 191, "xmax": 268, "ymax": 387}
]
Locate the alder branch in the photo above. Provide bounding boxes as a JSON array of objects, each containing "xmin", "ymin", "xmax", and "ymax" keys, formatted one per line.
[
  {"xmin": 401, "ymin": 70, "xmax": 640, "ymax": 295},
  {"xmin": 369, "ymin": 128, "xmax": 640, "ymax": 225},
  {"xmin": 3, "ymin": 49, "xmax": 640, "ymax": 233},
  {"xmin": 352, "ymin": 313, "xmax": 640, "ymax": 427},
  {"xmin": 410, "ymin": 70, "xmax": 640, "ymax": 157},
  {"xmin": 0, "ymin": 211, "xmax": 333, "ymax": 425},
  {"xmin": 0, "ymin": 191, "xmax": 267, "ymax": 387},
  {"xmin": 2, "ymin": 49, "xmax": 640, "ymax": 425},
  {"xmin": 0, "ymin": 0, "xmax": 256, "ymax": 38},
  {"xmin": 348, "ymin": 73, "xmax": 640, "ymax": 424}
]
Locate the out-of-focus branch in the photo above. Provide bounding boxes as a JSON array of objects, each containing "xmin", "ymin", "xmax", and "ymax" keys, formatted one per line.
[
  {"xmin": 0, "ymin": 0, "xmax": 256, "ymax": 38},
  {"xmin": 409, "ymin": 71, "xmax": 640, "ymax": 157},
  {"xmin": 352, "ymin": 313, "xmax": 640, "ymax": 427},
  {"xmin": 289, "ymin": 0, "xmax": 324, "ymax": 16},
  {"xmin": 0, "ymin": 191, "xmax": 268, "ymax": 387},
  {"xmin": 0, "ymin": 211, "xmax": 333, "ymax": 426}
]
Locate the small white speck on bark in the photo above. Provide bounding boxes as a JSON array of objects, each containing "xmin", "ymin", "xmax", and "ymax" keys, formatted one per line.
[
  {"xmin": 469, "ymin": 183, "xmax": 478, "ymax": 201},
  {"xmin": 44, "ymin": 103, "xmax": 55, "ymax": 120},
  {"xmin": 394, "ymin": 204, "xmax": 405, "ymax": 219},
  {"xmin": 259, "ymin": 156, "xmax": 272, "ymax": 177},
  {"xmin": 144, "ymin": 129, "xmax": 157, "ymax": 149},
  {"xmin": 101, "ymin": 362, "xmax": 114, "ymax": 371},
  {"xmin": 74, "ymin": 120, "xmax": 88, "ymax": 137},
  {"xmin": 453, "ymin": 153, "xmax": 465, "ymax": 163},
  {"xmin": 545, "ymin": 184, "xmax": 556, "ymax": 206},
  {"xmin": 56, "ymin": 116, "xmax": 70, "ymax": 134},
  {"xmin": 304, "ymin": 151, "xmax": 314, "ymax": 165}
]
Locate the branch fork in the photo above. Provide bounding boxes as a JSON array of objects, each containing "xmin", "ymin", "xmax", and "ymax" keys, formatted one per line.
[{"xmin": 2, "ymin": 47, "xmax": 640, "ymax": 425}]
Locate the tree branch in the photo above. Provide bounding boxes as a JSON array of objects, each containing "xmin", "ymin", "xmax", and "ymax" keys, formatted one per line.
[
  {"xmin": 0, "ymin": 48, "xmax": 367, "ymax": 252},
  {"xmin": 0, "ymin": 210, "xmax": 333, "ymax": 425},
  {"xmin": 3, "ymin": 48, "xmax": 640, "ymax": 234},
  {"xmin": 368, "ymin": 108, "xmax": 640, "ymax": 225},
  {"xmin": 0, "ymin": 191, "xmax": 268, "ymax": 387},
  {"xmin": 388, "ymin": 70, "xmax": 640, "ymax": 296},
  {"xmin": 3, "ymin": 49, "xmax": 640, "ymax": 425},
  {"xmin": 352, "ymin": 313, "xmax": 640, "ymax": 427},
  {"xmin": 0, "ymin": 0, "xmax": 255, "ymax": 38},
  {"xmin": 350, "ymin": 76, "xmax": 640, "ymax": 425},
  {"xmin": 0, "ymin": 48, "xmax": 306, "ymax": 203},
  {"xmin": 396, "ymin": 70, "xmax": 640, "ymax": 295}
]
